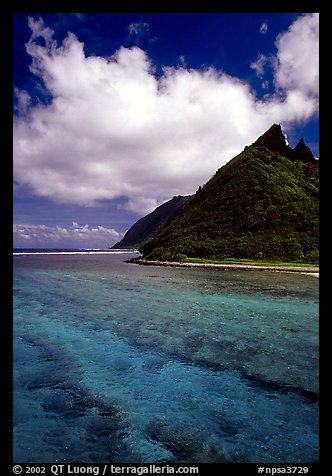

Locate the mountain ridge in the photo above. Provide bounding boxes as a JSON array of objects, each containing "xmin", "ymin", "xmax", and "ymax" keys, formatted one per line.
[{"xmin": 137, "ymin": 124, "xmax": 318, "ymax": 263}]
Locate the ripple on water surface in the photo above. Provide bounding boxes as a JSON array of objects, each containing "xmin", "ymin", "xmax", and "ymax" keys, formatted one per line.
[{"xmin": 13, "ymin": 254, "xmax": 319, "ymax": 463}]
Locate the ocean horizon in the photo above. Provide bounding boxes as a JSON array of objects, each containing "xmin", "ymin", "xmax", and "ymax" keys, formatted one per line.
[
  {"xmin": 13, "ymin": 248, "xmax": 140, "ymax": 255},
  {"xmin": 13, "ymin": 251, "xmax": 319, "ymax": 463}
]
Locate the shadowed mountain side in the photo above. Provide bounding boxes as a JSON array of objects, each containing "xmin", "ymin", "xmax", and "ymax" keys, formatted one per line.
[{"xmin": 112, "ymin": 195, "xmax": 194, "ymax": 249}]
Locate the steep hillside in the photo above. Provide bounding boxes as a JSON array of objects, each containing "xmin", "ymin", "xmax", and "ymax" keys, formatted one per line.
[
  {"xmin": 139, "ymin": 127, "xmax": 319, "ymax": 263},
  {"xmin": 112, "ymin": 195, "xmax": 193, "ymax": 249}
]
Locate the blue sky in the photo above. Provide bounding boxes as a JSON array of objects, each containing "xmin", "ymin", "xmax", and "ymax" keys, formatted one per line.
[{"xmin": 13, "ymin": 12, "xmax": 319, "ymax": 249}]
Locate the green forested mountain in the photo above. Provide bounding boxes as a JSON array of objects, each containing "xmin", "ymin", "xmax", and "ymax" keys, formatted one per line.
[{"xmin": 139, "ymin": 125, "xmax": 319, "ymax": 263}]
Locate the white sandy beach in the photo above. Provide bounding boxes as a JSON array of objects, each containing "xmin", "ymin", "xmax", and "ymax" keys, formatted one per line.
[{"xmin": 131, "ymin": 258, "xmax": 319, "ymax": 277}]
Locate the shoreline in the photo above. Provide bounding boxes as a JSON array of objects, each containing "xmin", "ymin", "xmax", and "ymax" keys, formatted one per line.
[{"xmin": 128, "ymin": 258, "xmax": 319, "ymax": 277}]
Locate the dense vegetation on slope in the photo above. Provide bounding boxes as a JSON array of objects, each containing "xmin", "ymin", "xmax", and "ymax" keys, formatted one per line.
[
  {"xmin": 112, "ymin": 195, "xmax": 193, "ymax": 249},
  {"xmin": 139, "ymin": 146, "xmax": 319, "ymax": 263}
]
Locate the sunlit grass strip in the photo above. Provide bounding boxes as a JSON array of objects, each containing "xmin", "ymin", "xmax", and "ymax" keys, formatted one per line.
[{"xmin": 181, "ymin": 256, "xmax": 318, "ymax": 267}]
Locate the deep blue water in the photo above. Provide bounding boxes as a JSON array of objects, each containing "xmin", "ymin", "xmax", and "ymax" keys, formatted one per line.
[{"xmin": 13, "ymin": 252, "xmax": 319, "ymax": 463}]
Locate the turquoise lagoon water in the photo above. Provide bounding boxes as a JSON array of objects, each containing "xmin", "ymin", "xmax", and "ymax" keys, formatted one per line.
[{"xmin": 13, "ymin": 252, "xmax": 319, "ymax": 463}]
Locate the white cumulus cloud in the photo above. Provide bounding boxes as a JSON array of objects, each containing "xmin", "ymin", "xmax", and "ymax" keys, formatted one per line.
[
  {"xmin": 274, "ymin": 13, "xmax": 319, "ymax": 98},
  {"xmin": 13, "ymin": 14, "xmax": 319, "ymax": 216}
]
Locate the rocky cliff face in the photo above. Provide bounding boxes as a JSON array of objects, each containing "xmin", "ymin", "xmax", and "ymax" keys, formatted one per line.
[
  {"xmin": 252, "ymin": 123, "xmax": 293, "ymax": 158},
  {"xmin": 252, "ymin": 123, "xmax": 315, "ymax": 162},
  {"xmin": 292, "ymin": 137, "xmax": 315, "ymax": 162}
]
